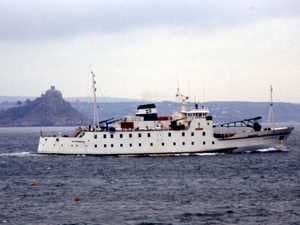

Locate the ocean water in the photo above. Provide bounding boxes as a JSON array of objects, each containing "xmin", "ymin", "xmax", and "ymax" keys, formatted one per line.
[{"xmin": 0, "ymin": 126, "xmax": 299, "ymax": 225}]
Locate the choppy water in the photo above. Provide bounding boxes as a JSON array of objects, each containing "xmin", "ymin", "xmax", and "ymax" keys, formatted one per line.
[{"xmin": 0, "ymin": 126, "xmax": 299, "ymax": 225}]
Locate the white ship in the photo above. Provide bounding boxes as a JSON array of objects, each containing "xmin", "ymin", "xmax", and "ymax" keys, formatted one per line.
[{"xmin": 38, "ymin": 74, "xmax": 294, "ymax": 156}]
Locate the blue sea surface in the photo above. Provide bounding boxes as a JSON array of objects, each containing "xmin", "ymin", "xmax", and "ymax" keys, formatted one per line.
[{"xmin": 0, "ymin": 126, "xmax": 299, "ymax": 225}]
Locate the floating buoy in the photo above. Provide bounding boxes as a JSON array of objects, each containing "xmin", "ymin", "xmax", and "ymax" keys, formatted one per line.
[
  {"xmin": 31, "ymin": 180, "xmax": 38, "ymax": 187},
  {"xmin": 74, "ymin": 197, "xmax": 81, "ymax": 203}
]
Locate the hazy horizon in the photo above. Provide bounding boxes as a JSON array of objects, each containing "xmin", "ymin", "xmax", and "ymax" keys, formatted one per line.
[{"xmin": 1, "ymin": 0, "xmax": 299, "ymax": 102}]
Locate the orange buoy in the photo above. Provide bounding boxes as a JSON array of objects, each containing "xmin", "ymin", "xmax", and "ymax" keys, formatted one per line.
[
  {"xmin": 74, "ymin": 197, "xmax": 81, "ymax": 203},
  {"xmin": 31, "ymin": 180, "xmax": 38, "ymax": 187}
]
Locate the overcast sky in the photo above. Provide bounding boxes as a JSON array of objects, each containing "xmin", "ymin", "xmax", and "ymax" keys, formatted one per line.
[{"xmin": 0, "ymin": 0, "xmax": 299, "ymax": 102}]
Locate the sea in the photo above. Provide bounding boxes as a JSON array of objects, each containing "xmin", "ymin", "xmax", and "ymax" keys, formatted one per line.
[{"xmin": 0, "ymin": 125, "xmax": 299, "ymax": 225}]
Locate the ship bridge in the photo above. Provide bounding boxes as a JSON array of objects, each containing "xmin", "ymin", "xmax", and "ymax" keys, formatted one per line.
[{"xmin": 182, "ymin": 107, "xmax": 210, "ymax": 119}]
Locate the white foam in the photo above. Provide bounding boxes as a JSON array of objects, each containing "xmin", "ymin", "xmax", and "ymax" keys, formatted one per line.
[
  {"xmin": 255, "ymin": 147, "xmax": 284, "ymax": 153},
  {"xmin": 0, "ymin": 151, "xmax": 39, "ymax": 157}
]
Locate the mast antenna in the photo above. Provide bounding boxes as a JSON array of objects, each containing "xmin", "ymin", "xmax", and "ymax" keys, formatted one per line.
[
  {"xmin": 91, "ymin": 70, "xmax": 99, "ymax": 127},
  {"xmin": 267, "ymin": 85, "xmax": 275, "ymax": 126}
]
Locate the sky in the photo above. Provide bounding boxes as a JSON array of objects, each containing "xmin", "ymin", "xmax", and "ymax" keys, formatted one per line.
[{"xmin": 0, "ymin": 0, "xmax": 299, "ymax": 102}]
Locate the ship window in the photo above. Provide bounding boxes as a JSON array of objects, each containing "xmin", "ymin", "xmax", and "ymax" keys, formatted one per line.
[
  {"xmin": 147, "ymin": 133, "xmax": 151, "ymax": 137},
  {"xmin": 139, "ymin": 143, "xmax": 142, "ymax": 147},
  {"xmin": 191, "ymin": 142, "xmax": 194, "ymax": 145},
  {"xmin": 182, "ymin": 132, "xmax": 185, "ymax": 137},
  {"xmin": 203, "ymin": 141, "xmax": 206, "ymax": 145},
  {"xmin": 161, "ymin": 142, "xmax": 165, "ymax": 146},
  {"xmin": 110, "ymin": 134, "xmax": 114, "ymax": 138},
  {"xmin": 207, "ymin": 122, "xmax": 210, "ymax": 126},
  {"xmin": 94, "ymin": 144, "xmax": 97, "ymax": 148},
  {"xmin": 150, "ymin": 143, "xmax": 153, "ymax": 147},
  {"xmin": 129, "ymin": 133, "xmax": 132, "ymax": 138},
  {"xmin": 191, "ymin": 132, "xmax": 194, "ymax": 136},
  {"xmin": 111, "ymin": 144, "xmax": 114, "ymax": 148},
  {"xmin": 45, "ymin": 138, "xmax": 47, "ymax": 141},
  {"xmin": 203, "ymin": 132, "xmax": 206, "ymax": 136},
  {"xmin": 138, "ymin": 133, "xmax": 142, "ymax": 138},
  {"xmin": 212, "ymin": 141, "xmax": 215, "ymax": 145},
  {"xmin": 173, "ymin": 142, "xmax": 176, "ymax": 146},
  {"xmin": 120, "ymin": 143, "xmax": 123, "ymax": 147},
  {"xmin": 104, "ymin": 144, "xmax": 107, "ymax": 148},
  {"xmin": 182, "ymin": 142, "xmax": 185, "ymax": 146},
  {"xmin": 168, "ymin": 132, "xmax": 171, "ymax": 137},
  {"xmin": 103, "ymin": 134, "xmax": 107, "ymax": 139},
  {"xmin": 94, "ymin": 134, "xmax": 97, "ymax": 139},
  {"xmin": 129, "ymin": 143, "xmax": 132, "ymax": 147},
  {"xmin": 119, "ymin": 134, "xmax": 123, "ymax": 138}
]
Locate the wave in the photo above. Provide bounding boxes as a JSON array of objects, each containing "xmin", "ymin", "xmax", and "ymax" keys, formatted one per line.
[
  {"xmin": 0, "ymin": 151, "xmax": 40, "ymax": 157},
  {"xmin": 254, "ymin": 147, "xmax": 288, "ymax": 153}
]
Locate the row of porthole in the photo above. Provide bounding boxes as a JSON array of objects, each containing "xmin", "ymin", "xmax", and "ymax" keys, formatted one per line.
[
  {"xmin": 94, "ymin": 131, "xmax": 206, "ymax": 139},
  {"xmin": 94, "ymin": 141, "xmax": 215, "ymax": 148}
]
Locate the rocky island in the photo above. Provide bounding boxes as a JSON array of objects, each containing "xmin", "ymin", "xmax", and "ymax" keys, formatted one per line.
[{"xmin": 0, "ymin": 86, "xmax": 87, "ymax": 127}]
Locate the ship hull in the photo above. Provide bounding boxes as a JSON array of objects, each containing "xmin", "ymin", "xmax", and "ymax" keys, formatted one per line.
[{"xmin": 38, "ymin": 127, "xmax": 293, "ymax": 156}]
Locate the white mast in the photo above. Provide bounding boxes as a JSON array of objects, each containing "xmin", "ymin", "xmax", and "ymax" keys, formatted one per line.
[
  {"xmin": 176, "ymin": 82, "xmax": 189, "ymax": 112},
  {"xmin": 267, "ymin": 85, "xmax": 275, "ymax": 127},
  {"xmin": 91, "ymin": 71, "xmax": 98, "ymax": 127}
]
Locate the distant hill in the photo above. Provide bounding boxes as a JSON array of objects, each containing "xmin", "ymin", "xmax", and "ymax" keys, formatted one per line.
[
  {"xmin": 71, "ymin": 101, "xmax": 300, "ymax": 123},
  {"xmin": 0, "ymin": 86, "xmax": 87, "ymax": 127}
]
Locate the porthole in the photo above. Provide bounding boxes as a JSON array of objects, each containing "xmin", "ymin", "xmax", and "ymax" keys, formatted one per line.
[
  {"xmin": 94, "ymin": 134, "xmax": 97, "ymax": 139},
  {"xmin": 94, "ymin": 144, "xmax": 97, "ymax": 148},
  {"xmin": 147, "ymin": 133, "xmax": 151, "ymax": 137},
  {"xmin": 103, "ymin": 134, "xmax": 107, "ymax": 139},
  {"xmin": 212, "ymin": 141, "xmax": 215, "ymax": 145},
  {"xmin": 150, "ymin": 143, "xmax": 153, "ymax": 147},
  {"xmin": 182, "ymin": 132, "xmax": 185, "ymax": 137},
  {"xmin": 173, "ymin": 142, "xmax": 176, "ymax": 146},
  {"xmin": 120, "ymin": 144, "xmax": 123, "ymax": 147},
  {"xmin": 191, "ymin": 142, "xmax": 194, "ymax": 145},
  {"xmin": 191, "ymin": 132, "xmax": 194, "ymax": 136},
  {"xmin": 139, "ymin": 143, "xmax": 142, "ymax": 147},
  {"xmin": 110, "ymin": 134, "xmax": 114, "ymax": 139},
  {"xmin": 120, "ymin": 134, "xmax": 123, "ymax": 138},
  {"xmin": 203, "ymin": 132, "xmax": 206, "ymax": 136},
  {"xmin": 138, "ymin": 133, "xmax": 142, "ymax": 138},
  {"xmin": 168, "ymin": 132, "xmax": 172, "ymax": 137},
  {"xmin": 129, "ymin": 133, "xmax": 132, "ymax": 138},
  {"xmin": 161, "ymin": 142, "xmax": 165, "ymax": 146},
  {"xmin": 104, "ymin": 144, "xmax": 107, "ymax": 148},
  {"xmin": 129, "ymin": 143, "xmax": 133, "ymax": 147},
  {"xmin": 182, "ymin": 142, "xmax": 185, "ymax": 146},
  {"xmin": 203, "ymin": 141, "xmax": 206, "ymax": 145},
  {"xmin": 111, "ymin": 144, "xmax": 114, "ymax": 148},
  {"xmin": 45, "ymin": 138, "xmax": 47, "ymax": 141}
]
